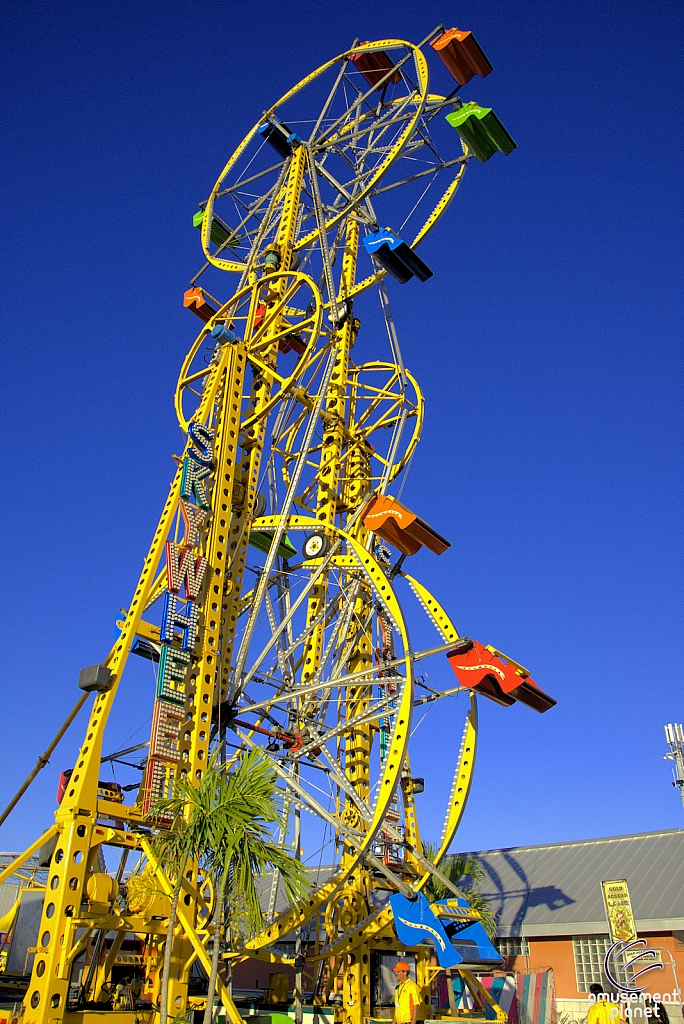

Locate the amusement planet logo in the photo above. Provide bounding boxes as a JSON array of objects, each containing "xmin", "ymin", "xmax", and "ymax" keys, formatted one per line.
[{"xmin": 594, "ymin": 939, "xmax": 682, "ymax": 1017}]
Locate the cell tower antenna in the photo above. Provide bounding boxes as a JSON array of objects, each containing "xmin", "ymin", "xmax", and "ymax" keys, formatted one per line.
[{"xmin": 664, "ymin": 722, "xmax": 684, "ymax": 810}]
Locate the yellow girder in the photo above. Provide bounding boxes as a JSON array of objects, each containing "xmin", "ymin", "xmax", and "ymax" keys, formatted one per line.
[{"xmin": 11, "ymin": 31, "xmax": 525, "ymax": 1024}]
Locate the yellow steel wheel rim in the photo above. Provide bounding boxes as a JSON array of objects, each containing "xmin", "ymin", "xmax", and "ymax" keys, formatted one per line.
[{"xmin": 201, "ymin": 40, "xmax": 429, "ymax": 274}]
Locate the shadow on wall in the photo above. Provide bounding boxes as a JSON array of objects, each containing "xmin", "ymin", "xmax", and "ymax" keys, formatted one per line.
[{"xmin": 480, "ymin": 852, "xmax": 576, "ymax": 932}]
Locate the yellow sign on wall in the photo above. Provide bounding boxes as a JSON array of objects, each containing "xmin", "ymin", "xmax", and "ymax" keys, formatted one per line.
[
  {"xmin": 601, "ymin": 879, "xmax": 637, "ymax": 942},
  {"xmin": 628, "ymin": 948, "xmax": 662, "ymax": 963}
]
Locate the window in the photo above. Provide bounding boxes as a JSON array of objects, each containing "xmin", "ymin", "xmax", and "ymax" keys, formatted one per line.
[
  {"xmin": 495, "ymin": 937, "xmax": 529, "ymax": 958},
  {"xmin": 573, "ymin": 935, "xmax": 628, "ymax": 992},
  {"xmin": 271, "ymin": 940, "xmax": 295, "ymax": 957}
]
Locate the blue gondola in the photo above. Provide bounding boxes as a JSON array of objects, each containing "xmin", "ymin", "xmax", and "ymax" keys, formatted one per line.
[
  {"xmin": 363, "ymin": 228, "xmax": 433, "ymax": 284},
  {"xmin": 257, "ymin": 119, "xmax": 302, "ymax": 159}
]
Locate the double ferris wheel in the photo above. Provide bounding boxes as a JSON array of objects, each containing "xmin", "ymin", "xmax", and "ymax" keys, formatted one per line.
[{"xmin": 5, "ymin": 26, "xmax": 554, "ymax": 1024}]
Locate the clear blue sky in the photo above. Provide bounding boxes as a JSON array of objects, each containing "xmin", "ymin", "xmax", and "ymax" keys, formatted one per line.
[{"xmin": 1, "ymin": 0, "xmax": 682, "ymax": 856}]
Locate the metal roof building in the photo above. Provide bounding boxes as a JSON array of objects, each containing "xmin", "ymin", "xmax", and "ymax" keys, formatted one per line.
[
  {"xmin": 462, "ymin": 829, "xmax": 684, "ymax": 1015},
  {"xmin": 470, "ymin": 828, "xmax": 684, "ymax": 938}
]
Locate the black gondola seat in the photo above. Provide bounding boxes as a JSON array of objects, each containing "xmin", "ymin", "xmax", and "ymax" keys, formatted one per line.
[
  {"xmin": 257, "ymin": 118, "xmax": 302, "ymax": 158},
  {"xmin": 363, "ymin": 228, "xmax": 433, "ymax": 284}
]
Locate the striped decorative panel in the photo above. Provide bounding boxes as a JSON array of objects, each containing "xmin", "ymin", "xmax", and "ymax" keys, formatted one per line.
[{"xmin": 451, "ymin": 970, "xmax": 554, "ymax": 1024}]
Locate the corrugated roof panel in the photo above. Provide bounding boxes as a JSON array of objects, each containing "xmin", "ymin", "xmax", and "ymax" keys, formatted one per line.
[
  {"xmin": 466, "ymin": 830, "xmax": 684, "ymax": 936},
  {"xmin": 200, "ymin": 831, "xmax": 684, "ymax": 939}
]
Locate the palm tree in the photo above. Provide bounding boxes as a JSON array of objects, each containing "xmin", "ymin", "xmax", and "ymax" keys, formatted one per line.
[
  {"xmin": 422, "ymin": 842, "xmax": 497, "ymax": 939},
  {"xmin": 201, "ymin": 750, "xmax": 308, "ymax": 1024},
  {"xmin": 150, "ymin": 750, "xmax": 308, "ymax": 1024},
  {"xmin": 150, "ymin": 770, "xmax": 216, "ymax": 1024}
]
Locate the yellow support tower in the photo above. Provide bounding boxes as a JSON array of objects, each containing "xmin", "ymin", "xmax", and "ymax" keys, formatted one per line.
[{"xmin": 3, "ymin": 30, "xmax": 555, "ymax": 1024}]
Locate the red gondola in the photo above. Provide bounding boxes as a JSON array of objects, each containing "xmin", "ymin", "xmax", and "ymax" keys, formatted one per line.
[
  {"xmin": 446, "ymin": 639, "xmax": 556, "ymax": 713},
  {"xmin": 350, "ymin": 48, "xmax": 401, "ymax": 90}
]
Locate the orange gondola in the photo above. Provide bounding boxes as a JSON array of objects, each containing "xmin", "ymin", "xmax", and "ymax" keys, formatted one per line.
[
  {"xmin": 431, "ymin": 28, "xmax": 493, "ymax": 86},
  {"xmin": 361, "ymin": 494, "xmax": 450, "ymax": 557},
  {"xmin": 183, "ymin": 286, "xmax": 219, "ymax": 323}
]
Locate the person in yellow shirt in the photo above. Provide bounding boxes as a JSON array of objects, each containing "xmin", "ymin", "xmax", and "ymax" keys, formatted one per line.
[
  {"xmin": 587, "ymin": 983, "xmax": 625, "ymax": 1024},
  {"xmin": 392, "ymin": 961, "xmax": 423, "ymax": 1024}
]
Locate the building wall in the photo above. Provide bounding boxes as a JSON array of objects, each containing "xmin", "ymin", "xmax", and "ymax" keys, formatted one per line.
[
  {"xmin": 637, "ymin": 933, "xmax": 684, "ymax": 1005},
  {"xmin": 499, "ymin": 938, "xmax": 578, "ymax": 998},
  {"xmin": 231, "ymin": 957, "xmax": 296, "ymax": 998},
  {"xmin": 528, "ymin": 937, "xmax": 579, "ymax": 998},
  {"xmin": 500, "ymin": 932, "xmax": 684, "ymax": 1001}
]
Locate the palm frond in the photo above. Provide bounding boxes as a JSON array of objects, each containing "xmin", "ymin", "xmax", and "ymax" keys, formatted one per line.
[{"xmin": 150, "ymin": 748, "xmax": 308, "ymax": 941}]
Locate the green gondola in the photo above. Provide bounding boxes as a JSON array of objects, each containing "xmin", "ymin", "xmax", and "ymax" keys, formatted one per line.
[
  {"xmin": 248, "ymin": 529, "xmax": 298, "ymax": 561},
  {"xmin": 193, "ymin": 208, "xmax": 239, "ymax": 248},
  {"xmin": 446, "ymin": 102, "xmax": 517, "ymax": 162}
]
